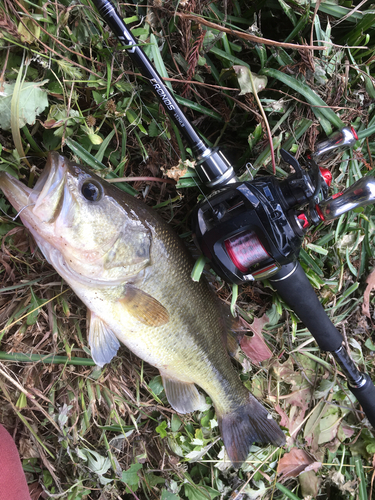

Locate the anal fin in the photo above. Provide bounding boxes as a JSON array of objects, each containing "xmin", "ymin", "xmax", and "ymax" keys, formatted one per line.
[
  {"xmin": 88, "ymin": 311, "xmax": 120, "ymax": 367},
  {"xmin": 162, "ymin": 375, "xmax": 206, "ymax": 414}
]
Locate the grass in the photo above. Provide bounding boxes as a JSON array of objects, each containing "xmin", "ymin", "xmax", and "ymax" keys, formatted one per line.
[{"xmin": 1, "ymin": 0, "xmax": 375, "ymax": 498}]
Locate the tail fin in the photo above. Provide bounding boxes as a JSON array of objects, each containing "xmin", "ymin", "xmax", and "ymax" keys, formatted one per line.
[{"xmin": 218, "ymin": 395, "xmax": 285, "ymax": 466}]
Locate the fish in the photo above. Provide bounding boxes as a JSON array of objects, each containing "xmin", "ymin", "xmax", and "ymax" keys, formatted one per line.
[{"xmin": 0, "ymin": 152, "xmax": 285, "ymax": 465}]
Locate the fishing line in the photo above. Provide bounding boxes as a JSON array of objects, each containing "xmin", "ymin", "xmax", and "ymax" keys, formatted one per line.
[{"xmin": 0, "ymin": 203, "xmax": 35, "ymax": 222}]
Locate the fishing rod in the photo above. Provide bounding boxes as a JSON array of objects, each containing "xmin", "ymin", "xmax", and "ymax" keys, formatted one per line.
[{"xmin": 91, "ymin": 0, "xmax": 375, "ymax": 428}]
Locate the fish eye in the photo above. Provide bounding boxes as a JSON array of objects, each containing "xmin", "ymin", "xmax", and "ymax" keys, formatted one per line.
[{"xmin": 81, "ymin": 180, "xmax": 102, "ymax": 202}]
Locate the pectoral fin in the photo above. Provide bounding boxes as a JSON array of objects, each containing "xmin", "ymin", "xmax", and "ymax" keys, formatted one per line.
[
  {"xmin": 88, "ymin": 311, "xmax": 120, "ymax": 367},
  {"xmin": 118, "ymin": 286, "xmax": 169, "ymax": 327},
  {"xmin": 162, "ymin": 375, "xmax": 206, "ymax": 414}
]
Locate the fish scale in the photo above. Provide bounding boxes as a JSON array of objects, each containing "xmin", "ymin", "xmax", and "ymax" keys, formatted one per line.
[{"xmin": 0, "ymin": 152, "xmax": 285, "ymax": 465}]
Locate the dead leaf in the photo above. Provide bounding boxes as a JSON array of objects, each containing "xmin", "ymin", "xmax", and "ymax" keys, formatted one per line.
[
  {"xmin": 341, "ymin": 422, "xmax": 355, "ymax": 440},
  {"xmin": 278, "ymin": 447, "xmax": 314, "ymax": 478},
  {"xmin": 271, "ymin": 358, "xmax": 296, "ymax": 383},
  {"xmin": 329, "ymin": 471, "xmax": 357, "ymax": 496},
  {"xmin": 362, "ymin": 268, "xmax": 375, "ymax": 318},
  {"xmin": 286, "ymin": 405, "xmax": 308, "ymax": 446},
  {"xmin": 163, "ymin": 165, "xmax": 187, "ymax": 181},
  {"xmin": 233, "ymin": 65, "xmax": 268, "ymax": 95},
  {"xmin": 299, "ymin": 469, "xmax": 321, "ymax": 498},
  {"xmin": 161, "ymin": 158, "xmax": 195, "ymax": 182},
  {"xmin": 271, "ymin": 357, "xmax": 313, "ymax": 445},
  {"xmin": 239, "ymin": 314, "xmax": 273, "ymax": 363},
  {"xmin": 0, "ymin": 255, "xmax": 15, "ymax": 281},
  {"xmin": 41, "ymin": 118, "xmax": 63, "ymax": 129},
  {"xmin": 29, "ymin": 482, "xmax": 45, "ymax": 500},
  {"xmin": 19, "ymin": 436, "xmax": 40, "ymax": 458},
  {"xmin": 318, "ymin": 412, "xmax": 342, "ymax": 445},
  {"xmin": 275, "ymin": 404, "xmax": 289, "ymax": 428}
]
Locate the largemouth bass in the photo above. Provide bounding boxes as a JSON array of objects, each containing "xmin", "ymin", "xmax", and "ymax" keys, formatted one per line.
[{"xmin": 0, "ymin": 152, "xmax": 285, "ymax": 464}]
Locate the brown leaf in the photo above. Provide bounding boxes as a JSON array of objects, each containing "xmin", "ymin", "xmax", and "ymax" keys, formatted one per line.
[
  {"xmin": 299, "ymin": 469, "xmax": 320, "ymax": 498},
  {"xmin": 286, "ymin": 405, "xmax": 308, "ymax": 446},
  {"xmin": 239, "ymin": 314, "xmax": 272, "ymax": 363},
  {"xmin": 29, "ymin": 482, "xmax": 44, "ymax": 500},
  {"xmin": 274, "ymin": 404, "xmax": 289, "ymax": 428},
  {"xmin": 271, "ymin": 358, "xmax": 296, "ymax": 383},
  {"xmin": 41, "ymin": 118, "xmax": 64, "ymax": 129},
  {"xmin": 362, "ymin": 268, "xmax": 375, "ymax": 318},
  {"xmin": 163, "ymin": 165, "xmax": 187, "ymax": 181},
  {"xmin": 19, "ymin": 436, "xmax": 40, "ymax": 458},
  {"xmin": 278, "ymin": 447, "xmax": 314, "ymax": 478},
  {"xmin": 0, "ymin": 255, "xmax": 15, "ymax": 281}
]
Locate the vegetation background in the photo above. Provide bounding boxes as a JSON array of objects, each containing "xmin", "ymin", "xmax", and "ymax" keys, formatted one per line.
[{"xmin": 0, "ymin": 0, "xmax": 375, "ymax": 498}]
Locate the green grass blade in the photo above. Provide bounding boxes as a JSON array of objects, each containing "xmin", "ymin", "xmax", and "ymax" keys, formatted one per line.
[
  {"xmin": 344, "ymin": 13, "xmax": 375, "ymax": 46},
  {"xmin": 300, "ymin": 248, "xmax": 324, "ymax": 277},
  {"xmin": 191, "ymin": 255, "xmax": 208, "ymax": 282},
  {"xmin": 230, "ymin": 283, "xmax": 238, "ymax": 316},
  {"xmin": 66, "ymin": 137, "xmax": 108, "ymax": 170},
  {"xmin": 174, "ymin": 95, "xmax": 222, "ymax": 120},
  {"xmin": 278, "ymin": 0, "xmax": 297, "ymax": 26},
  {"xmin": 316, "ymin": 2, "xmax": 364, "ymax": 21},
  {"xmin": 260, "ymin": 68, "xmax": 345, "ymax": 129},
  {"xmin": 284, "ymin": 8, "xmax": 310, "ymax": 43},
  {"xmin": 65, "ymin": 138, "xmax": 138, "ymax": 195},
  {"xmin": 0, "ymin": 352, "xmax": 96, "ymax": 365},
  {"xmin": 281, "ymin": 118, "xmax": 313, "ymax": 151},
  {"xmin": 209, "ymin": 46, "xmax": 250, "ymax": 69},
  {"xmin": 275, "ymin": 482, "xmax": 301, "ymax": 499},
  {"xmin": 95, "ymin": 129, "xmax": 115, "ymax": 163},
  {"xmin": 354, "ymin": 457, "xmax": 367, "ymax": 500},
  {"xmin": 150, "ymin": 34, "xmax": 173, "ymax": 91},
  {"xmin": 0, "ymin": 273, "xmax": 55, "ymax": 293}
]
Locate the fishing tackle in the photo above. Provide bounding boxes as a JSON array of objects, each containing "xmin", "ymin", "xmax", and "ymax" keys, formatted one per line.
[{"xmin": 92, "ymin": 0, "xmax": 375, "ymax": 428}]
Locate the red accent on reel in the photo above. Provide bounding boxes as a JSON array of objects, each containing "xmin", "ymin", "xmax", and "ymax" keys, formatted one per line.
[
  {"xmin": 315, "ymin": 204, "xmax": 325, "ymax": 221},
  {"xmin": 319, "ymin": 167, "xmax": 332, "ymax": 187},
  {"xmin": 224, "ymin": 231, "xmax": 269, "ymax": 272},
  {"xmin": 297, "ymin": 213, "xmax": 309, "ymax": 229},
  {"xmin": 351, "ymin": 126, "xmax": 358, "ymax": 140},
  {"xmin": 332, "ymin": 192, "xmax": 343, "ymax": 199}
]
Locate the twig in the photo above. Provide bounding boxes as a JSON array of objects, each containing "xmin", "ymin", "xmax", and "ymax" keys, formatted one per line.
[
  {"xmin": 175, "ymin": 12, "xmax": 327, "ymax": 51},
  {"xmin": 332, "ymin": 0, "xmax": 367, "ymax": 26},
  {"xmin": 107, "ymin": 176, "xmax": 176, "ymax": 184},
  {"xmin": 0, "ymin": 289, "xmax": 68, "ymax": 335},
  {"xmin": 310, "ymin": 0, "xmax": 322, "ymax": 49},
  {"xmin": 0, "ymin": 363, "xmax": 35, "ymax": 399},
  {"xmin": 248, "ymin": 70, "xmax": 276, "ymax": 174},
  {"xmin": 8, "ymin": 0, "xmax": 102, "ymax": 78}
]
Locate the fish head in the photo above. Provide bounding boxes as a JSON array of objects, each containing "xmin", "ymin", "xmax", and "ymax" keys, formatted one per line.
[{"xmin": 0, "ymin": 152, "xmax": 151, "ymax": 286}]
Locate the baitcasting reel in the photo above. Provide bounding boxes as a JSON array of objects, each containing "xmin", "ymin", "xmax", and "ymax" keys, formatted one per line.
[{"xmin": 192, "ymin": 127, "xmax": 359, "ymax": 284}]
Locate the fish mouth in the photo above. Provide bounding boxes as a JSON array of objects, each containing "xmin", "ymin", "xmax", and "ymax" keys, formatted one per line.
[
  {"xmin": 29, "ymin": 152, "xmax": 68, "ymax": 223},
  {"xmin": 0, "ymin": 171, "xmax": 33, "ymax": 214},
  {"xmin": 0, "ymin": 152, "xmax": 68, "ymax": 223}
]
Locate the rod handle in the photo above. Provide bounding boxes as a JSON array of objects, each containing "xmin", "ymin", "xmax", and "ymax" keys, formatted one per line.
[
  {"xmin": 349, "ymin": 374, "xmax": 375, "ymax": 428},
  {"xmin": 269, "ymin": 262, "xmax": 343, "ymax": 352}
]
